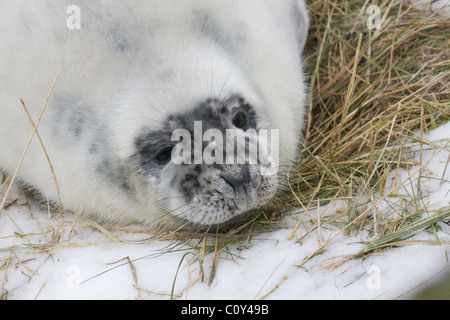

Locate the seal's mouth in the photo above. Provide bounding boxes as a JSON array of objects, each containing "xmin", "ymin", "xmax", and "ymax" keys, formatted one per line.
[{"xmin": 180, "ymin": 208, "xmax": 262, "ymax": 233}]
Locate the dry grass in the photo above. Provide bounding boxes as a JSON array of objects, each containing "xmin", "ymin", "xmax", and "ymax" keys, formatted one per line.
[
  {"xmin": 287, "ymin": 0, "xmax": 450, "ymax": 245},
  {"xmin": 294, "ymin": 0, "xmax": 449, "ymax": 209},
  {"xmin": 1, "ymin": 0, "xmax": 450, "ymax": 299}
]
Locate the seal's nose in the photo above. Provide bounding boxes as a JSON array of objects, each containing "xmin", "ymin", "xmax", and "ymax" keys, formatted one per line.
[
  {"xmin": 220, "ymin": 173, "xmax": 241, "ymax": 194},
  {"xmin": 221, "ymin": 164, "xmax": 252, "ymax": 194}
]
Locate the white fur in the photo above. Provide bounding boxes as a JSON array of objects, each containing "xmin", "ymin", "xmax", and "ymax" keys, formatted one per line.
[{"xmin": 0, "ymin": 0, "xmax": 309, "ymax": 228}]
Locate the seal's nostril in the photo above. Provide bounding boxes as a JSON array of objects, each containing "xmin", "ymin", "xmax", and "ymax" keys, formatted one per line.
[
  {"xmin": 220, "ymin": 174, "xmax": 241, "ymax": 193},
  {"xmin": 241, "ymin": 164, "xmax": 251, "ymax": 185}
]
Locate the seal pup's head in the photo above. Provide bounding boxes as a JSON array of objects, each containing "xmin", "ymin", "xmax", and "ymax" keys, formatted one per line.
[{"xmin": 129, "ymin": 93, "xmax": 281, "ymax": 232}]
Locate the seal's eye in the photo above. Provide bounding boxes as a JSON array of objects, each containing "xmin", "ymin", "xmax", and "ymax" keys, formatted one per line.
[
  {"xmin": 155, "ymin": 145, "xmax": 174, "ymax": 165},
  {"xmin": 232, "ymin": 109, "xmax": 248, "ymax": 130}
]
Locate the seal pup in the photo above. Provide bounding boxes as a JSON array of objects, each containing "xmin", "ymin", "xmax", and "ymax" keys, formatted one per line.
[{"xmin": 0, "ymin": 0, "xmax": 309, "ymax": 231}]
